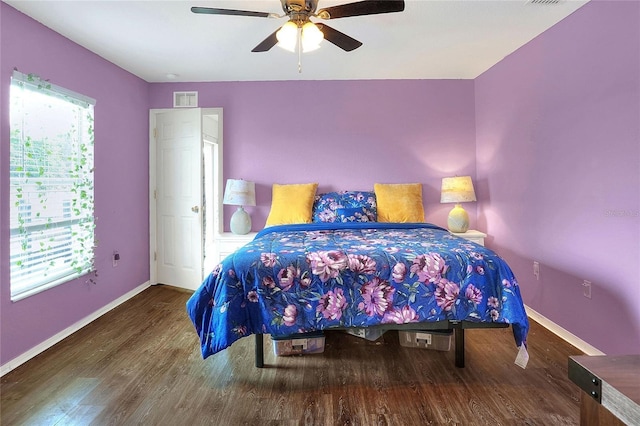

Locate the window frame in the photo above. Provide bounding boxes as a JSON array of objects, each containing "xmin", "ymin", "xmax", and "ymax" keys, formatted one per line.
[{"xmin": 9, "ymin": 70, "xmax": 97, "ymax": 301}]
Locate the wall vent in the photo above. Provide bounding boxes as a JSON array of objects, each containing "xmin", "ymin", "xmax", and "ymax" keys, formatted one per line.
[{"xmin": 173, "ymin": 91, "xmax": 198, "ymax": 108}]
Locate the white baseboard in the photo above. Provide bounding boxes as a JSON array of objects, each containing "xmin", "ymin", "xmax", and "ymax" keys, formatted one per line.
[
  {"xmin": 0, "ymin": 281, "xmax": 151, "ymax": 377},
  {"xmin": 525, "ymin": 304, "xmax": 606, "ymax": 356}
]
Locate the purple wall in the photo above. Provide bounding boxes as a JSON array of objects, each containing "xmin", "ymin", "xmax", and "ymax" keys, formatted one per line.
[
  {"xmin": 475, "ymin": 0, "xmax": 640, "ymax": 354},
  {"xmin": 149, "ymin": 80, "xmax": 477, "ymax": 230},
  {"xmin": 0, "ymin": 4, "xmax": 150, "ymax": 365},
  {"xmin": 3, "ymin": 0, "xmax": 637, "ymax": 369}
]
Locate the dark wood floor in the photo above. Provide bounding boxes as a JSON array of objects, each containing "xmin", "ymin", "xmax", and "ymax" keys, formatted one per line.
[{"xmin": 1, "ymin": 285, "xmax": 585, "ymax": 425}]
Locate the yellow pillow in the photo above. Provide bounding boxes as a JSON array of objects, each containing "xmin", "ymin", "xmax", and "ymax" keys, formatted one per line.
[
  {"xmin": 374, "ymin": 183, "xmax": 425, "ymax": 223},
  {"xmin": 265, "ymin": 183, "xmax": 319, "ymax": 226}
]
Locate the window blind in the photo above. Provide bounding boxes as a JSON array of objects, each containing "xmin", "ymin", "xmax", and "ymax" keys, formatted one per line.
[{"xmin": 9, "ymin": 70, "xmax": 96, "ymax": 301}]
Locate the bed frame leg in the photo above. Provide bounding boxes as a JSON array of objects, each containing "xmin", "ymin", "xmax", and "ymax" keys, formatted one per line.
[
  {"xmin": 455, "ymin": 328, "xmax": 465, "ymax": 368},
  {"xmin": 255, "ymin": 333, "xmax": 264, "ymax": 368}
]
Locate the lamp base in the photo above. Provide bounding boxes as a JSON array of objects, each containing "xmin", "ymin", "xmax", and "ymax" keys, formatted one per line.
[
  {"xmin": 230, "ymin": 206, "xmax": 252, "ymax": 235},
  {"xmin": 447, "ymin": 204, "xmax": 470, "ymax": 233}
]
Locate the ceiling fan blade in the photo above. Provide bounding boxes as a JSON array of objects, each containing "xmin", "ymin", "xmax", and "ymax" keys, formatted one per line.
[
  {"xmin": 251, "ymin": 29, "xmax": 280, "ymax": 52},
  {"xmin": 317, "ymin": 24, "xmax": 362, "ymax": 52},
  {"xmin": 316, "ymin": 0, "xmax": 405, "ymax": 19},
  {"xmin": 191, "ymin": 6, "xmax": 272, "ymax": 18}
]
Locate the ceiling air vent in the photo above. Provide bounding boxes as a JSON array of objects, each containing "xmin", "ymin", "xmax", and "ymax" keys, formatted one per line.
[
  {"xmin": 528, "ymin": 0, "xmax": 563, "ymax": 4},
  {"xmin": 173, "ymin": 91, "xmax": 198, "ymax": 108}
]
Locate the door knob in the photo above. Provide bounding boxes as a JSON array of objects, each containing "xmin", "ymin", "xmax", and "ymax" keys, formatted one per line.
[{"xmin": 191, "ymin": 205, "xmax": 199, "ymax": 213}]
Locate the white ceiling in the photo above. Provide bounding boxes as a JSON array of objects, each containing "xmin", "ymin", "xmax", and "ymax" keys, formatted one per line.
[{"xmin": 4, "ymin": 0, "xmax": 590, "ymax": 83}]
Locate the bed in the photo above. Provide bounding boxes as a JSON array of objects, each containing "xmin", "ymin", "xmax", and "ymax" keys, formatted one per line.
[
  {"xmin": 187, "ymin": 184, "xmax": 529, "ymax": 369},
  {"xmin": 187, "ymin": 184, "xmax": 529, "ymax": 367}
]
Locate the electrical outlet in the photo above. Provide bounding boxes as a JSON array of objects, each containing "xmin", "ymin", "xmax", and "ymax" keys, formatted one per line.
[
  {"xmin": 533, "ymin": 261, "xmax": 540, "ymax": 280},
  {"xmin": 583, "ymin": 280, "xmax": 592, "ymax": 299},
  {"xmin": 113, "ymin": 251, "xmax": 120, "ymax": 268}
]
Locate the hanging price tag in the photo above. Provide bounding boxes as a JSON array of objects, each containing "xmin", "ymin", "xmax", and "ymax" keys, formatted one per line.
[{"xmin": 515, "ymin": 344, "xmax": 529, "ymax": 369}]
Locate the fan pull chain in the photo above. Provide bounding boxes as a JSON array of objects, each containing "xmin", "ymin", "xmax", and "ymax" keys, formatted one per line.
[{"xmin": 297, "ymin": 26, "xmax": 303, "ymax": 73}]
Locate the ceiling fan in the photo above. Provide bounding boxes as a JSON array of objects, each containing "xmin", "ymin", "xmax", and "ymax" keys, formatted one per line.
[{"xmin": 191, "ymin": 0, "xmax": 405, "ymax": 53}]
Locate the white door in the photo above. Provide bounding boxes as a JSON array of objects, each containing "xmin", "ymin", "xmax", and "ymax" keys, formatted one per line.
[{"xmin": 154, "ymin": 108, "xmax": 203, "ymax": 290}]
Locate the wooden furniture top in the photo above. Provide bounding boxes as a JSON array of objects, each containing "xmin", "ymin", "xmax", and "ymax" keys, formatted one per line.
[{"xmin": 569, "ymin": 354, "xmax": 640, "ymax": 425}]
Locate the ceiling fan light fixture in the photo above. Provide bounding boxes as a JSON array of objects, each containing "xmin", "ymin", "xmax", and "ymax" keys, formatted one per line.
[
  {"xmin": 301, "ymin": 21, "xmax": 324, "ymax": 52},
  {"xmin": 276, "ymin": 20, "xmax": 323, "ymax": 53},
  {"xmin": 276, "ymin": 21, "xmax": 298, "ymax": 52},
  {"xmin": 193, "ymin": 1, "xmax": 406, "ymax": 54}
]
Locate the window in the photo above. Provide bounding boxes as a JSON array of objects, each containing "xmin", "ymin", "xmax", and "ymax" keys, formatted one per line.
[{"xmin": 9, "ymin": 70, "xmax": 96, "ymax": 301}]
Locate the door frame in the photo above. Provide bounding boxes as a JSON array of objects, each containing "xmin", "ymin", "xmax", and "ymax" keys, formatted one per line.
[{"xmin": 149, "ymin": 107, "xmax": 224, "ymax": 286}]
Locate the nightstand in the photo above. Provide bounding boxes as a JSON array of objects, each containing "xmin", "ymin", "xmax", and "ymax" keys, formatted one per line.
[
  {"xmin": 214, "ymin": 232, "xmax": 257, "ymax": 264},
  {"xmin": 450, "ymin": 229, "xmax": 487, "ymax": 246}
]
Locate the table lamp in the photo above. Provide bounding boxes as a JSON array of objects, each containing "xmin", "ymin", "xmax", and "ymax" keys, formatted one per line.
[
  {"xmin": 440, "ymin": 176, "xmax": 477, "ymax": 233},
  {"xmin": 223, "ymin": 179, "xmax": 256, "ymax": 235}
]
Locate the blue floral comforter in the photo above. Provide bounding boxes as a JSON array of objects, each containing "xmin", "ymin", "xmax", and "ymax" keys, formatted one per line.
[{"xmin": 187, "ymin": 223, "xmax": 529, "ymax": 359}]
